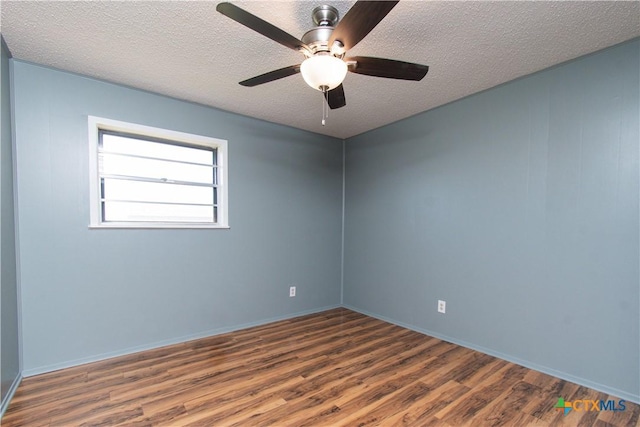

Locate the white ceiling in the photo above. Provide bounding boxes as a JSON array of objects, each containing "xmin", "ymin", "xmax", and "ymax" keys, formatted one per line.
[{"xmin": 1, "ymin": 1, "xmax": 638, "ymax": 139}]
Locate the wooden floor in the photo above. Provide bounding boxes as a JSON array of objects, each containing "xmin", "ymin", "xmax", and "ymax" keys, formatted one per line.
[{"xmin": 3, "ymin": 308, "xmax": 639, "ymax": 426}]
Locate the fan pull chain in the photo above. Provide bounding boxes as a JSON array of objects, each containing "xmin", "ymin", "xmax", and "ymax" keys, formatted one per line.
[
  {"xmin": 321, "ymin": 89, "xmax": 325, "ymax": 126},
  {"xmin": 321, "ymin": 86, "xmax": 328, "ymax": 126}
]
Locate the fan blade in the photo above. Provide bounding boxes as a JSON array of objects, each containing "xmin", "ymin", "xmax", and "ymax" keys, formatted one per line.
[
  {"xmin": 346, "ymin": 56, "xmax": 429, "ymax": 81},
  {"xmin": 324, "ymin": 84, "xmax": 346, "ymax": 109},
  {"xmin": 329, "ymin": 1, "xmax": 398, "ymax": 51},
  {"xmin": 239, "ymin": 65, "xmax": 301, "ymax": 87},
  {"xmin": 217, "ymin": 3, "xmax": 309, "ymax": 53}
]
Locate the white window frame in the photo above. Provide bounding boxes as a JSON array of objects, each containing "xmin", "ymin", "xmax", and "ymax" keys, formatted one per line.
[{"xmin": 88, "ymin": 116, "xmax": 229, "ymax": 229}]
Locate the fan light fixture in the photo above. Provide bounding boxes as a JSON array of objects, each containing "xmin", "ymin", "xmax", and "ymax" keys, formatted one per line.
[{"xmin": 300, "ymin": 54, "xmax": 348, "ymax": 91}]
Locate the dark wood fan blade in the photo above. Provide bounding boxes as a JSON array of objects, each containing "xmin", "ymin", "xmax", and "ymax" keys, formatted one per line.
[
  {"xmin": 217, "ymin": 3, "xmax": 309, "ymax": 53},
  {"xmin": 346, "ymin": 56, "xmax": 429, "ymax": 81},
  {"xmin": 239, "ymin": 65, "xmax": 301, "ymax": 87},
  {"xmin": 324, "ymin": 84, "xmax": 346, "ymax": 109},
  {"xmin": 329, "ymin": 1, "xmax": 398, "ymax": 51}
]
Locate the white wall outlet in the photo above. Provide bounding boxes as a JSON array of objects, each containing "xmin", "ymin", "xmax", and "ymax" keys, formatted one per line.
[
  {"xmin": 438, "ymin": 300, "xmax": 446, "ymax": 314},
  {"xmin": 289, "ymin": 286, "xmax": 296, "ymax": 297}
]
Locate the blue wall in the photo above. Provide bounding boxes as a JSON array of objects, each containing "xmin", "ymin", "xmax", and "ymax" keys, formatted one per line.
[
  {"xmin": 344, "ymin": 40, "xmax": 640, "ymax": 402},
  {"xmin": 1, "ymin": 37, "xmax": 21, "ymax": 409},
  {"xmin": 11, "ymin": 61, "xmax": 344, "ymax": 374}
]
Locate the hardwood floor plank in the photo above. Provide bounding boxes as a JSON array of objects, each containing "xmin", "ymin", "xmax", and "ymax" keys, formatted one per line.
[
  {"xmin": 120, "ymin": 404, "xmax": 188, "ymax": 427},
  {"xmin": 469, "ymin": 381, "xmax": 544, "ymax": 426},
  {"xmin": 435, "ymin": 364, "xmax": 524, "ymax": 425},
  {"xmin": 3, "ymin": 308, "xmax": 638, "ymax": 427},
  {"xmin": 77, "ymin": 405, "xmax": 144, "ymax": 427},
  {"xmin": 329, "ymin": 380, "xmax": 432, "ymax": 426},
  {"xmin": 454, "ymin": 353, "xmax": 504, "ymax": 386},
  {"xmin": 49, "ymin": 400, "xmax": 139, "ymax": 426},
  {"xmin": 383, "ymin": 380, "xmax": 471, "ymax": 426}
]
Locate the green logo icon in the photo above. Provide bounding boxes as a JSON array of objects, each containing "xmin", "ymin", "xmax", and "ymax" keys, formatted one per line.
[{"xmin": 555, "ymin": 397, "xmax": 571, "ymax": 415}]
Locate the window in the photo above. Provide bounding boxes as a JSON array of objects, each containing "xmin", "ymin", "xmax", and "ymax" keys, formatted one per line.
[{"xmin": 88, "ymin": 116, "xmax": 228, "ymax": 228}]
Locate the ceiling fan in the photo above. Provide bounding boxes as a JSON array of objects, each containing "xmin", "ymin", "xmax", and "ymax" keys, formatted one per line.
[{"xmin": 216, "ymin": 1, "xmax": 429, "ymax": 121}]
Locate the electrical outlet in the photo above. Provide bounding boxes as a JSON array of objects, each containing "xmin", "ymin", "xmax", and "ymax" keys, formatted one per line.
[
  {"xmin": 289, "ymin": 286, "xmax": 296, "ymax": 297},
  {"xmin": 438, "ymin": 300, "xmax": 446, "ymax": 314}
]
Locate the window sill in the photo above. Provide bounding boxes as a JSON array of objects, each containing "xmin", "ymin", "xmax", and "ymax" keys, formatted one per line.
[{"xmin": 89, "ymin": 223, "xmax": 230, "ymax": 230}]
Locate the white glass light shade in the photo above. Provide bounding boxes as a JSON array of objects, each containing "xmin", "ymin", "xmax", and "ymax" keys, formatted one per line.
[{"xmin": 300, "ymin": 55, "xmax": 348, "ymax": 91}]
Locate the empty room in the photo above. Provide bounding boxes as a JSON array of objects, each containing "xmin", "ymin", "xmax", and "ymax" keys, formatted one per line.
[{"xmin": 1, "ymin": 1, "xmax": 639, "ymax": 425}]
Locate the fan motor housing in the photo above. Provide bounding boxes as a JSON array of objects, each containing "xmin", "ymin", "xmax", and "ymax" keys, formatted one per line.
[{"xmin": 301, "ymin": 27, "xmax": 333, "ymax": 53}]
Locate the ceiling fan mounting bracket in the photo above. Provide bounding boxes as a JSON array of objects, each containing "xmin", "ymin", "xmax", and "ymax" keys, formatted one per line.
[{"xmin": 311, "ymin": 5, "xmax": 339, "ymax": 27}]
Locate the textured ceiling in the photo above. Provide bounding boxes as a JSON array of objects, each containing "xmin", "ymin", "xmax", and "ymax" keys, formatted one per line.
[{"xmin": 1, "ymin": 1, "xmax": 639, "ymax": 139}]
